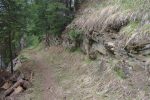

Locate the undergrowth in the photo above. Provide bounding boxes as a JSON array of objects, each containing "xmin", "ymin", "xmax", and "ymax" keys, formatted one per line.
[
  {"xmin": 113, "ymin": 67, "xmax": 126, "ymax": 79},
  {"xmin": 121, "ymin": 21, "xmax": 139, "ymax": 36},
  {"xmin": 68, "ymin": 29, "xmax": 82, "ymax": 40}
]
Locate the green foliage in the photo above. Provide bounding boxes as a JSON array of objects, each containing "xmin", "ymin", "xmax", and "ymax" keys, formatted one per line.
[
  {"xmin": 113, "ymin": 67, "xmax": 126, "ymax": 79},
  {"xmin": 68, "ymin": 47, "xmax": 82, "ymax": 53},
  {"xmin": 46, "ymin": 2, "xmax": 72, "ymax": 36},
  {"xmin": 0, "ymin": 0, "xmax": 73, "ymax": 65},
  {"xmin": 68, "ymin": 29, "xmax": 82, "ymax": 40},
  {"xmin": 85, "ymin": 58, "xmax": 93, "ymax": 64},
  {"xmin": 0, "ymin": 0, "xmax": 27, "ymax": 66},
  {"xmin": 142, "ymin": 24, "xmax": 150, "ymax": 32},
  {"xmin": 67, "ymin": 29, "xmax": 83, "ymax": 52},
  {"xmin": 121, "ymin": 21, "xmax": 139, "ymax": 36},
  {"xmin": 18, "ymin": 54, "xmax": 29, "ymax": 62},
  {"xmin": 26, "ymin": 35, "xmax": 39, "ymax": 47},
  {"xmin": 26, "ymin": 0, "xmax": 72, "ymax": 37}
]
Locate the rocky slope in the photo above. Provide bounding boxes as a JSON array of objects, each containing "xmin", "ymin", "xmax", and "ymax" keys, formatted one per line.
[{"xmin": 60, "ymin": 0, "xmax": 150, "ymax": 99}]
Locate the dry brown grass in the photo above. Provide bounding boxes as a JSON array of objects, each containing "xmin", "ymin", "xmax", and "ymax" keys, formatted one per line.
[
  {"xmin": 66, "ymin": 0, "xmax": 150, "ymax": 54},
  {"xmin": 71, "ymin": 6, "xmax": 121, "ymax": 32},
  {"xmin": 55, "ymin": 0, "xmax": 150, "ymax": 99},
  {"xmin": 124, "ymin": 24, "xmax": 150, "ymax": 51}
]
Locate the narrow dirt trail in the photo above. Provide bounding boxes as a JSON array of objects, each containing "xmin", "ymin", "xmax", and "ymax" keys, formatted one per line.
[{"xmin": 30, "ymin": 52, "xmax": 64, "ymax": 100}]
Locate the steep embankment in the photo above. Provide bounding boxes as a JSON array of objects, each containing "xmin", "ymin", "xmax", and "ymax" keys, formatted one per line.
[
  {"xmin": 60, "ymin": 0, "xmax": 150, "ymax": 99},
  {"xmin": 64, "ymin": 0, "xmax": 150, "ymax": 55}
]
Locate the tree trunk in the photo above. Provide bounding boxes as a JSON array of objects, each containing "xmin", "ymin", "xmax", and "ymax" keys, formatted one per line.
[
  {"xmin": 46, "ymin": 33, "xmax": 50, "ymax": 47},
  {"xmin": 8, "ymin": 32, "xmax": 13, "ymax": 74},
  {"xmin": 1, "ymin": 55, "xmax": 2, "ymax": 69}
]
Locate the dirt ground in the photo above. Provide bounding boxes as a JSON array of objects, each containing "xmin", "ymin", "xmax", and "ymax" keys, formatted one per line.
[
  {"xmin": 31, "ymin": 51, "xmax": 64, "ymax": 100},
  {"xmin": 18, "ymin": 46, "xmax": 65, "ymax": 100}
]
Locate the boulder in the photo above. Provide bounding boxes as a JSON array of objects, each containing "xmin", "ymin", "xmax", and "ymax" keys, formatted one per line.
[
  {"xmin": 105, "ymin": 42, "xmax": 115, "ymax": 54},
  {"xmin": 92, "ymin": 43, "xmax": 107, "ymax": 55},
  {"xmin": 7, "ymin": 58, "xmax": 22, "ymax": 72}
]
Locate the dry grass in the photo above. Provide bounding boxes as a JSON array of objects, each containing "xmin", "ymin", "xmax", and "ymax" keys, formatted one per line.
[
  {"xmin": 69, "ymin": 0, "xmax": 149, "ymax": 32},
  {"xmin": 70, "ymin": 6, "xmax": 121, "ymax": 32},
  {"xmin": 42, "ymin": 0, "xmax": 150, "ymax": 99},
  {"xmin": 39, "ymin": 46, "xmax": 150, "ymax": 99},
  {"xmin": 66, "ymin": 0, "xmax": 150, "ymax": 54}
]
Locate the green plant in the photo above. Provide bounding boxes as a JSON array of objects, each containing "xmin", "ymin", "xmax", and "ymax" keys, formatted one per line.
[
  {"xmin": 19, "ymin": 55, "xmax": 29, "ymax": 62},
  {"xmin": 84, "ymin": 57, "xmax": 93, "ymax": 64},
  {"xmin": 70, "ymin": 47, "xmax": 83, "ymax": 53},
  {"xmin": 113, "ymin": 67, "xmax": 126, "ymax": 79},
  {"xmin": 121, "ymin": 21, "xmax": 139, "ymax": 36},
  {"xmin": 68, "ymin": 29, "xmax": 82, "ymax": 40},
  {"xmin": 26, "ymin": 35, "xmax": 39, "ymax": 48},
  {"xmin": 67, "ymin": 29, "xmax": 83, "ymax": 52}
]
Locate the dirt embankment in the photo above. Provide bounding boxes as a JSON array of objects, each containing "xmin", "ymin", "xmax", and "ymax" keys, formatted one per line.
[
  {"xmin": 63, "ymin": 0, "xmax": 150, "ymax": 56},
  {"xmin": 60, "ymin": 0, "xmax": 150, "ymax": 99}
]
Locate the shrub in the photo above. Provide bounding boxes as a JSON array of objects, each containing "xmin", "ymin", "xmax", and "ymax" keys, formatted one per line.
[
  {"xmin": 113, "ymin": 67, "xmax": 126, "ymax": 79},
  {"xmin": 68, "ymin": 29, "xmax": 82, "ymax": 40},
  {"xmin": 26, "ymin": 35, "xmax": 39, "ymax": 47}
]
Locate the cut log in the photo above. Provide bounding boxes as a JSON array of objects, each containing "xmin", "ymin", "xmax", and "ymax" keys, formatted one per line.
[
  {"xmin": 22, "ymin": 80, "xmax": 31, "ymax": 89},
  {"xmin": 10, "ymin": 86, "xmax": 24, "ymax": 96},
  {"xmin": 4, "ymin": 79, "xmax": 31, "ymax": 96},
  {"xmin": 4, "ymin": 79, "xmax": 24, "ymax": 96},
  {"xmin": 1, "ymin": 81, "xmax": 13, "ymax": 90}
]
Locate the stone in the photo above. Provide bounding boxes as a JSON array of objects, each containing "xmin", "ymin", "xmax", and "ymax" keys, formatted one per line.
[
  {"xmin": 105, "ymin": 42, "xmax": 115, "ymax": 53},
  {"xmin": 92, "ymin": 43, "xmax": 107, "ymax": 55}
]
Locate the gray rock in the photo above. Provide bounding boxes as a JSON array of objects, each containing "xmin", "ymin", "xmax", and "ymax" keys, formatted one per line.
[
  {"xmin": 92, "ymin": 43, "xmax": 107, "ymax": 55},
  {"xmin": 105, "ymin": 42, "xmax": 115, "ymax": 54},
  {"xmin": 7, "ymin": 58, "xmax": 22, "ymax": 72}
]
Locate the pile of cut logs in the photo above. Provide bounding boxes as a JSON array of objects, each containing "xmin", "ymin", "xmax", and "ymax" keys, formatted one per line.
[{"xmin": 0, "ymin": 70, "xmax": 32, "ymax": 100}]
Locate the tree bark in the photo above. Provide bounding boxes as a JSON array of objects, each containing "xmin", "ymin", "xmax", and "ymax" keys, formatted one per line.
[{"xmin": 8, "ymin": 32, "xmax": 13, "ymax": 74}]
